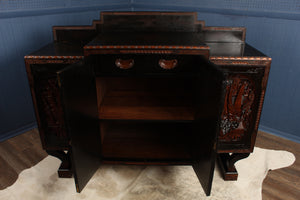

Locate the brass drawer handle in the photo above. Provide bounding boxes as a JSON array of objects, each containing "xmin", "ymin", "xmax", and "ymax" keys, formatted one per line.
[
  {"xmin": 115, "ymin": 59, "xmax": 134, "ymax": 69},
  {"xmin": 159, "ymin": 59, "xmax": 178, "ymax": 69}
]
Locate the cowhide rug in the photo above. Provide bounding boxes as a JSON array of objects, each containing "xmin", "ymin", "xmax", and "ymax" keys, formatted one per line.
[{"xmin": 0, "ymin": 147, "xmax": 295, "ymax": 200}]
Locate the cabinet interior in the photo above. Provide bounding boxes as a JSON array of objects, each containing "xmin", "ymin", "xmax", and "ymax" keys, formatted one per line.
[
  {"xmin": 96, "ymin": 76, "xmax": 198, "ymax": 121},
  {"xmin": 95, "ymin": 76, "xmax": 203, "ymax": 162},
  {"xmin": 100, "ymin": 121, "xmax": 196, "ymax": 162}
]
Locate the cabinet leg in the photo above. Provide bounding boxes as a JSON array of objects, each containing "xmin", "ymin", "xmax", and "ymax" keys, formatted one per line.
[
  {"xmin": 218, "ymin": 153, "xmax": 249, "ymax": 180},
  {"xmin": 46, "ymin": 150, "xmax": 73, "ymax": 178}
]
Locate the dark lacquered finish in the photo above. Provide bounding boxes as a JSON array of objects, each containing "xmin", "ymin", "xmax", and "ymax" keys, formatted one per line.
[
  {"xmin": 24, "ymin": 11, "xmax": 271, "ymax": 196},
  {"xmin": 57, "ymin": 62, "xmax": 101, "ymax": 192}
]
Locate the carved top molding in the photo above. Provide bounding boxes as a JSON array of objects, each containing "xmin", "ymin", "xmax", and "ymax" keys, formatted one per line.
[
  {"xmin": 24, "ymin": 55, "xmax": 84, "ymax": 59},
  {"xmin": 84, "ymin": 45, "xmax": 209, "ymax": 50},
  {"xmin": 210, "ymin": 56, "xmax": 272, "ymax": 61},
  {"xmin": 210, "ymin": 56, "xmax": 272, "ymax": 65}
]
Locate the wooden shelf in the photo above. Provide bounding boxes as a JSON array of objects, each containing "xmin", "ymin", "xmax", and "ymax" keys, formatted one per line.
[
  {"xmin": 99, "ymin": 90, "xmax": 195, "ymax": 120},
  {"xmin": 100, "ymin": 121, "xmax": 194, "ymax": 160},
  {"xmin": 96, "ymin": 77, "xmax": 197, "ymax": 121}
]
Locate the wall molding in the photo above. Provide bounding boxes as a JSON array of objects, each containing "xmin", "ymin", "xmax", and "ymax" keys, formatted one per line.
[
  {"xmin": 0, "ymin": 122, "xmax": 37, "ymax": 142},
  {"xmin": 132, "ymin": 3, "xmax": 300, "ymax": 21},
  {"xmin": 1, "ymin": 2, "xmax": 299, "ymax": 20},
  {"xmin": 259, "ymin": 125, "xmax": 300, "ymax": 144},
  {"xmin": 0, "ymin": 4, "xmax": 130, "ymax": 19}
]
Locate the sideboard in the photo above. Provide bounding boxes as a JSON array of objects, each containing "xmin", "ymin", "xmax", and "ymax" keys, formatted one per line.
[{"xmin": 24, "ymin": 12, "xmax": 271, "ymax": 196}]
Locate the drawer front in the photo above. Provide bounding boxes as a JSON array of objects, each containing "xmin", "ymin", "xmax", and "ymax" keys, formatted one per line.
[{"xmin": 90, "ymin": 54, "xmax": 207, "ymax": 75}]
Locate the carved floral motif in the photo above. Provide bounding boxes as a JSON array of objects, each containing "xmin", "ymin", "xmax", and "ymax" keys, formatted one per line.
[
  {"xmin": 37, "ymin": 78, "xmax": 67, "ymax": 138},
  {"xmin": 219, "ymin": 76, "xmax": 255, "ymax": 142}
]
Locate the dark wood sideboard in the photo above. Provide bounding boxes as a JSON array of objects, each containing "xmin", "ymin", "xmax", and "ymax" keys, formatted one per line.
[{"xmin": 24, "ymin": 12, "xmax": 271, "ymax": 196}]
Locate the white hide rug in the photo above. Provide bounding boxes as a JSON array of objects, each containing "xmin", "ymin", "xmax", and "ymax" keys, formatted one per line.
[{"xmin": 0, "ymin": 147, "xmax": 295, "ymax": 200}]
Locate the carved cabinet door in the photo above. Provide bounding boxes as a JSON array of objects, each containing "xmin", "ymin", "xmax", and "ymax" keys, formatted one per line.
[
  {"xmin": 57, "ymin": 62, "xmax": 102, "ymax": 192},
  {"xmin": 30, "ymin": 64, "xmax": 71, "ymax": 150}
]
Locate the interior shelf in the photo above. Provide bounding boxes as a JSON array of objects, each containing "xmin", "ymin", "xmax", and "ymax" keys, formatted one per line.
[
  {"xmin": 100, "ymin": 121, "xmax": 194, "ymax": 160},
  {"xmin": 98, "ymin": 90, "xmax": 196, "ymax": 120},
  {"xmin": 96, "ymin": 77, "xmax": 198, "ymax": 121}
]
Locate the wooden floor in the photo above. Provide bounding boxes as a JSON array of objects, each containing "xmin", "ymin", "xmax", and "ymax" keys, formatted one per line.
[
  {"xmin": 255, "ymin": 132, "xmax": 300, "ymax": 200},
  {"xmin": 0, "ymin": 129, "xmax": 47, "ymax": 189},
  {"xmin": 0, "ymin": 129, "xmax": 299, "ymax": 199}
]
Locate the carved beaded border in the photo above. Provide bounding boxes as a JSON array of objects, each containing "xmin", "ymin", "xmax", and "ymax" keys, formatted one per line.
[
  {"xmin": 24, "ymin": 55, "xmax": 84, "ymax": 59},
  {"xmin": 210, "ymin": 57, "xmax": 272, "ymax": 65},
  {"xmin": 210, "ymin": 56, "xmax": 272, "ymax": 61},
  {"xmin": 84, "ymin": 45, "xmax": 209, "ymax": 50}
]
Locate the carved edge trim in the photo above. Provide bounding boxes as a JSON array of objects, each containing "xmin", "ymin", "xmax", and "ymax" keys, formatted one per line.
[
  {"xmin": 210, "ymin": 56, "xmax": 272, "ymax": 61},
  {"xmin": 24, "ymin": 58, "xmax": 82, "ymax": 65},
  {"xmin": 119, "ymin": 50, "xmax": 174, "ymax": 54},
  {"xmin": 84, "ymin": 49, "xmax": 176, "ymax": 55},
  {"xmin": 84, "ymin": 45, "xmax": 209, "ymax": 50},
  {"xmin": 84, "ymin": 49, "xmax": 210, "ymax": 59},
  {"xmin": 210, "ymin": 57, "xmax": 272, "ymax": 65},
  {"xmin": 24, "ymin": 55, "xmax": 84, "ymax": 59}
]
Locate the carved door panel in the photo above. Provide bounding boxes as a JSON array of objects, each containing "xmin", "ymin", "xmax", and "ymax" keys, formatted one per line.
[
  {"xmin": 218, "ymin": 67, "xmax": 265, "ymax": 151},
  {"xmin": 57, "ymin": 62, "xmax": 101, "ymax": 192},
  {"xmin": 31, "ymin": 64, "xmax": 70, "ymax": 149},
  {"xmin": 192, "ymin": 60, "xmax": 226, "ymax": 196}
]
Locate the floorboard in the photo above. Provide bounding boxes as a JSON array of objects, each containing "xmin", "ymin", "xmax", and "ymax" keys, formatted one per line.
[
  {"xmin": 0, "ymin": 129, "xmax": 47, "ymax": 190},
  {"xmin": 255, "ymin": 131, "xmax": 300, "ymax": 200}
]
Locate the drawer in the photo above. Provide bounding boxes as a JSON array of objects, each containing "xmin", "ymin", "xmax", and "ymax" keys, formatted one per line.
[{"xmin": 89, "ymin": 54, "xmax": 207, "ymax": 76}]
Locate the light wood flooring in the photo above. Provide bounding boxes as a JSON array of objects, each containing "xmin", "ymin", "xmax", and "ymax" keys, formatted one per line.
[{"xmin": 0, "ymin": 129, "xmax": 299, "ymax": 199}]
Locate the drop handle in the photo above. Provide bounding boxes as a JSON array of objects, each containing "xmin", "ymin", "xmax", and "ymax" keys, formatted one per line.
[
  {"xmin": 115, "ymin": 59, "xmax": 134, "ymax": 69},
  {"xmin": 159, "ymin": 59, "xmax": 178, "ymax": 69}
]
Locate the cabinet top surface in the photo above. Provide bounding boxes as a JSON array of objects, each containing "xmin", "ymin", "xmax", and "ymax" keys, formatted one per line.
[
  {"xmin": 25, "ymin": 41, "xmax": 268, "ymax": 60},
  {"xmin": 24, "ymin": 11, "xmax": 270, "ymax": 62},
  {"xmin": 85, "ymin": 33, "xmax": 207, "ymax": 49}
]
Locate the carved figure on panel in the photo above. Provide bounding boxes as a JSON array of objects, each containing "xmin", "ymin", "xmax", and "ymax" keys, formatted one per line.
[{"xmin": 220, "ymin": 76, "xmax": 255, "ymax": 142}]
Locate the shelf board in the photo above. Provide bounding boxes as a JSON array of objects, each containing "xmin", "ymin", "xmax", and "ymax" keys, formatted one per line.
[
  {"xmin": 100, "ymin": 121, "xmax": 194, "ymax": 160},
  {"xmin": 99, "ymin": 105, "xmax": 195, "ymax": 120},
  {"xmin": 98, "ymin": 90, "xmax": 196, "ymax": 120}
]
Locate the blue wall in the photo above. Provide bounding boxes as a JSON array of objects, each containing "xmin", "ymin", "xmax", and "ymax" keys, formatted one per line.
[
  {"xmin": 132, "ymin": 0, "xmax": 300, "ymax": 142},
  {"xmin": 1, "ymin": 0, "xmax": 300, "ymax": 143},
  {"xmin": 0, "ymin": 0, "xmax": 131, "ymax": 141}
]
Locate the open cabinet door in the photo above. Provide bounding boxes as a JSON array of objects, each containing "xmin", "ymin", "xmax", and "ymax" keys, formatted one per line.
[
  {"xmin": 192, "ymin": 59, "xmax": 227, "ymax": 196},
  {"xmin": 57, "ymin": 62, "xmax": 101, "ymax": 192}
]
